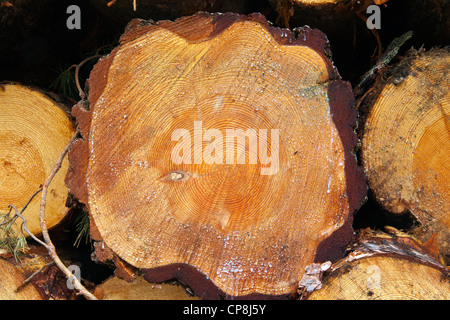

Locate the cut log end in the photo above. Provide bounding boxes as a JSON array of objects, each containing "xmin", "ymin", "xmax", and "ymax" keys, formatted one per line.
[
  {"xmin": 0, "ymin": 83, "xmax": 74, "ymax": 236},
  {"xmin": 0, "ymin": 258, "xmax": 44, "ymax": 300},
  {"xmin": 308, "ymin": 228, "xmax": 450, "ymax": 300},
  {"xmin": 95, "ymin": 276, "xmax": 199, "ymax": 300},
  {"xmin": 67, "ymin": 12, "xmax": 366, "ymax": 298},
  {"xmin": 361, "ymin": 48, "xmax": 450, "ymax": 259}
]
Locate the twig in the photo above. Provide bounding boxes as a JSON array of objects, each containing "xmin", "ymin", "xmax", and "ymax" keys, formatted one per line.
[
  {"xmin": 107, "ymin": 0, "xmax": 136, "ymax": 11},
  {"xmin": 12, "ymin": 130, "xmax": 97, "ymax": 300},
  {"xmin": 10, "ymin": 205, "xmax": 48, "ymax": 249},
  {"xmin": 37, "ymin": 130, "xmax": 97, "ymax": 300},
  {"xmin": 355, "ymin": 10, "xmax": 382, "ymax": 60},
  {"xmin": 1, "ymin": 189, "xmax": 42, "ymax": 228},
  {"xmin": 1, "ymin": 189, "xmax": 44, "ymax": 261},
  {"xmin": 72, "ymin": 53, "xmax": 103, "ymax": 100}
]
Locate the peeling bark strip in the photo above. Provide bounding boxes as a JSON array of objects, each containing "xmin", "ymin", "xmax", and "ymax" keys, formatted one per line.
[{"xmin": 66, "ymin": 12, "xmax": 366, "ymax": 298}]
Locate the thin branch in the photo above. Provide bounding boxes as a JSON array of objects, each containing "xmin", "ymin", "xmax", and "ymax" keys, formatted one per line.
[
  {"xmin": 19, "ymin": 189, "xmax": 43, "ymax": 216},
  {"xmin": 36, "ymin": 130, "xmax": 97, "ymax": 300},
  {"xmin": 73, "ymin": 53, "xmax": 103, "ymax": 100},
  {"xmin": 39, "ymin": 131, "xmax": 78, "ymax": 246},
  {"xmin": 1, "ymin": 190, "xmax": 42, "ymax": 261},
  {"xmin": 10, "ymin": 205, "xmax": 49, "ymax": 250},
  {"xmin": 1, "ymin": 189, "xmax": 40, "ymax": 229},
  {"xmin": 355, "ymin": 10, "xmax": 382, "ymax": 60},
  {"xmin": 3, "ymin": 188, "xmax": 42, "ymax": 232},
  {"xmin": 11, "ymin": 130, "xmax": 97, "ymax": 300},
  {"xmin": 0, "ymin": 205, "xmax": 15, "ymax": 227}
]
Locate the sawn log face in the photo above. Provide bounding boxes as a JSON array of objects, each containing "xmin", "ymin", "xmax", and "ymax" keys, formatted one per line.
[{"xmin": 65, "ymin": 13, "xmax": 366, "ymax": 298}]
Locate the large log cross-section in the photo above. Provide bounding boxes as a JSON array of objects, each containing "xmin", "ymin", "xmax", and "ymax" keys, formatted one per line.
[{"xmin": 66, "ymin": 13, "xmax": 366, "ymax": 298}]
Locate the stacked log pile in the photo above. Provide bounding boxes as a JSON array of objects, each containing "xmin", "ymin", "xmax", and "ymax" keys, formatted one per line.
[{"xmin": 0, "ymin": 0, "xmax": 448, "ymax": 300}]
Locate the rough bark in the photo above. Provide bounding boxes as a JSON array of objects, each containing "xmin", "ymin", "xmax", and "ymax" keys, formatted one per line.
[{"xmin": 66, "ymin": 12, "xmax": 366, "ymax": 298}]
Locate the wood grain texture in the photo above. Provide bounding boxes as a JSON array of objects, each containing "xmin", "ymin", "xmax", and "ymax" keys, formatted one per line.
[
  {"xmin": 309, "ymin": 255, "xmax": 450, "ymax": 300},
  {"xmin": 95, "ymin": 276, "xmax": 199, "ymax": 300},
  {"xmin": 360, "ymin": 48, "xmax": 450, "ymax": 260},
  {"xmin": 67, "ymin": 12, "xmax": 366, "ymax": 298},
  {"xmin": 0, "ymin": 83, "xmax": 74, "ymax": 236},
  {"xmin": 309, "ymin": 228, "xmax": 450, "ymax": 300},
  {"xmin": 0, "ymin": 258, "xmax": 44, "ymax": 300}
]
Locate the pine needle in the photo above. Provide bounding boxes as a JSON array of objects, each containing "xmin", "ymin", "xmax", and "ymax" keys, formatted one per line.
[
  {"xmin": 50, "ymin": 66, "xmax": 78, "ymax": 99},
  {"xmin": 73, "ymin": 211, "xmax": 91, "ymax": 248},
  {"xmin": 0, "ymin": 211, "xmax": 29, "ymax": 262},
  {"xmin": 0, "ymin": 189, "xmax": 42, "ymax": 261}
]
